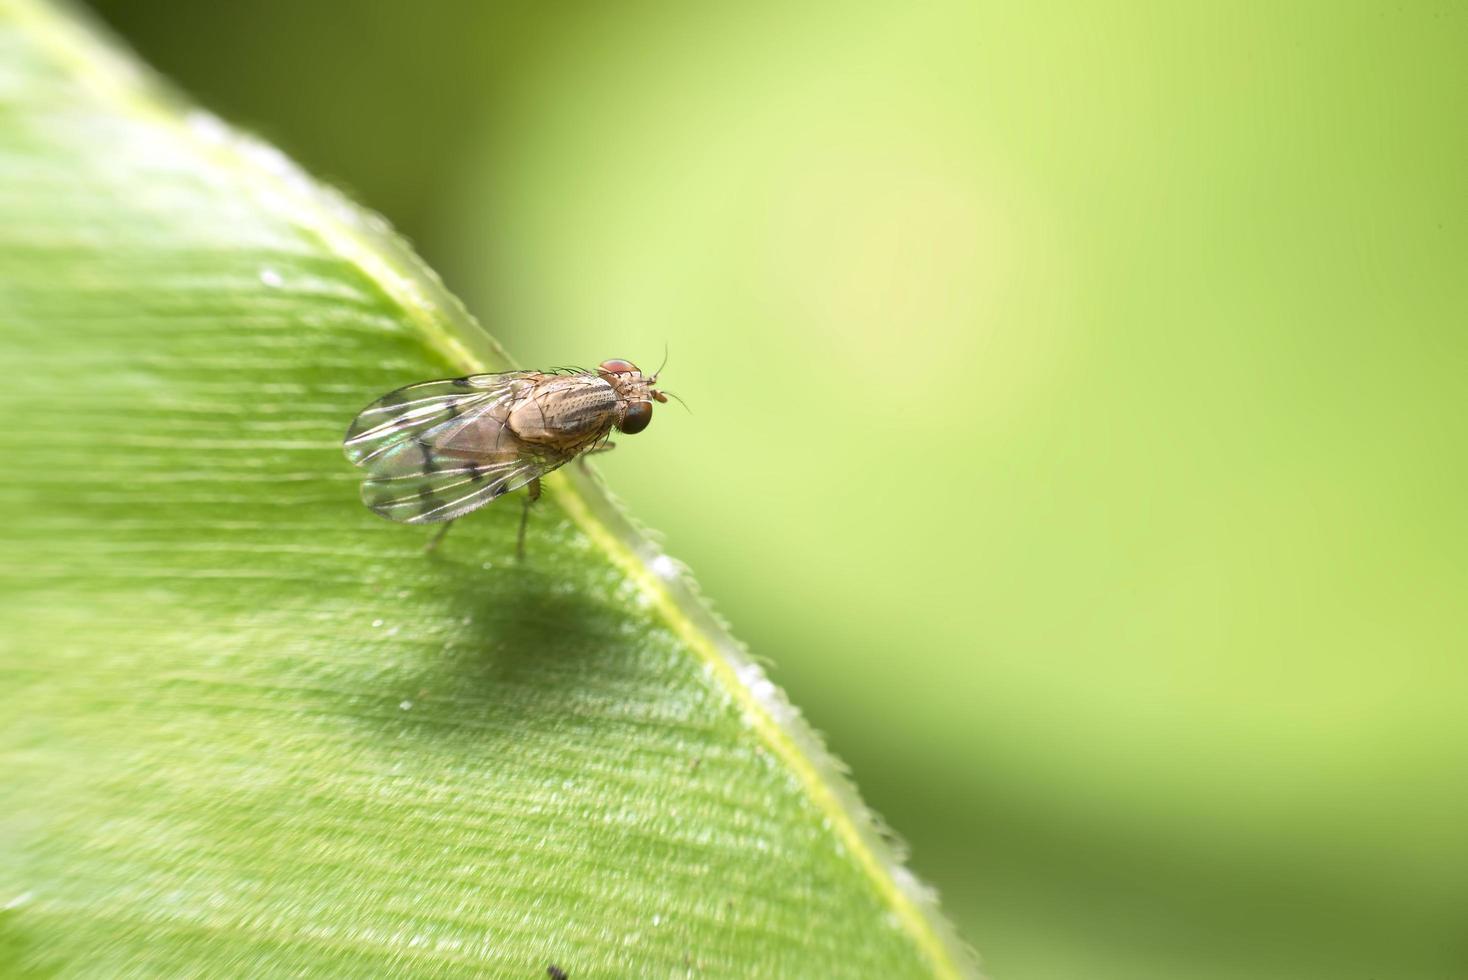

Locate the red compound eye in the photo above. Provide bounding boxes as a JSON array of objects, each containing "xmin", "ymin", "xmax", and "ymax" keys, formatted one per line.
[
  {"xmin": 619, "ymin": 401, "xmax": 653, "ymax": 434},
  {"xmin": 598, "ymin": 358, "xmax": 639, "ymax": 376}
]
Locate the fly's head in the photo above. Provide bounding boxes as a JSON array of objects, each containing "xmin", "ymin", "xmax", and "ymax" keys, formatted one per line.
[{"xmin": 597, "ymin": 358, "xmax": 669, "ymax": 435}]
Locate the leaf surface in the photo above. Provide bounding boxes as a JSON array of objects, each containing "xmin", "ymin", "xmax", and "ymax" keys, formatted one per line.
[{"xmin": 0, "ymin": 1, "xmax": 970, "ymax": 976}]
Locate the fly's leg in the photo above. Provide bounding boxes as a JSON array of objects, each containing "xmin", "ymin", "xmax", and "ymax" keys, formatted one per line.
[
  {"xmin": 516, "ymin": 476, "xmax": 542, "ymax": 562},
  {"xmin": 425, "ymin": 520, "xmax": 454, "ymax": 553},
  {"xmin": 577, "ymin": 443, "xmax": 615, "ymax": 471}
]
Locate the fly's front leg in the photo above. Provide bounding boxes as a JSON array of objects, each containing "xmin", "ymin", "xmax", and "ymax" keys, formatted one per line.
[
  {"xmin": 516, "ymin": 476, "xmax": 542, "ymax": 561},
  {"xmin": 425, "ymin": 520, "xmax": 454, "ymax": 553},
  {"xmin": 577, "ymin": 443, "xmax": 615, "ymax": 471}
]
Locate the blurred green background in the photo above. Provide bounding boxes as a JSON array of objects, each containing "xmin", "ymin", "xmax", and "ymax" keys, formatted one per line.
[{"xmin": 82, "ymin": 2, "xmax": 1467, "ymax": 977}]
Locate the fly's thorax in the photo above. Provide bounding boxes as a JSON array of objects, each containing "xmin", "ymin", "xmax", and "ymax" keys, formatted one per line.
[{"xmin": 506, "ymin": 373, "xmax": 622, "ymax": 447}]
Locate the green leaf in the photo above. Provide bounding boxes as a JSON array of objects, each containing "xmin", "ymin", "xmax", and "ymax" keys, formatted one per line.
[{"xmin": 0, "ymin": 1, "xmax": 970, "ymax": 976}]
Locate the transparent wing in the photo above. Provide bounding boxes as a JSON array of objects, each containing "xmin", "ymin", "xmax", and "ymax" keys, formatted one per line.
[
  {"xmin": 343, "ymin": 373, "xmax": 572, "ymax": 525},
  {"xmin": 343, "ymin": 372, "xmax": 527, "ymax": 467},
  {"xmin": 356, "ymin": 444, "xmax": 568, "ymax": 525}
]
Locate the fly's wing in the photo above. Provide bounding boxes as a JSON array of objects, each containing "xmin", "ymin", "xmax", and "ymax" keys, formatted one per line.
[
  {"xmin": 343, "ymin": 373, "xmax": 573, "ymax": 525},
  {"xmin": 358, "ymin": 445, "xmax": 570, "ymax": 525},
  {"xmin": 343, "ymin": 372, "xmax": 528, "ymax": 468}
]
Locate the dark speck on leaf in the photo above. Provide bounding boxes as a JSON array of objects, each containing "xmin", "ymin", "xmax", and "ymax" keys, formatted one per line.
[{"xmin": 547, "ymin": 966, "xmax": 568, "ymax": 980}]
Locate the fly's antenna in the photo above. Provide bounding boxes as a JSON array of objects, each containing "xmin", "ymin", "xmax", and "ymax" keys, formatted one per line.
[
  {"xmin": 659, "ymin": 388, "xmax": 692, "ymax": 414},
  {"xmin": 651, "ymin": 343, "xmax": 670, "ymax": 383}
]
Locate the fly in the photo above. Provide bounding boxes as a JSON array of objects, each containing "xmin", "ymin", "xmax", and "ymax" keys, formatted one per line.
[{"xmin": 343, "ymin": 358, "xmax": 670, "ymax": 558}]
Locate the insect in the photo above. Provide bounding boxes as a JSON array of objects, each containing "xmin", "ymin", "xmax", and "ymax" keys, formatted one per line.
[{"xmin": 343, "ymin": 358, "xmax": 669, "ymax": 557}]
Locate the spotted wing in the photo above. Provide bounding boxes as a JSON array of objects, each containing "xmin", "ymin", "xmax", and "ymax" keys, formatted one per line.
[{"xmin": 343, "ymin": 373, "xmax": 572, "ymax": 525}]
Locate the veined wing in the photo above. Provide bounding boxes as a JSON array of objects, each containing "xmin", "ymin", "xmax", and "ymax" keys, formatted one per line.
[
  {"xmin": 357, "ymin": 445, "xmax": 569, "ymax": 525},
  {"xmin": 343, "ymin": 373, "xmax": 571, "ymax": 525},
  {"xmin": 343, "ymin": 372, "xmax": 528, "ymax": 467}
]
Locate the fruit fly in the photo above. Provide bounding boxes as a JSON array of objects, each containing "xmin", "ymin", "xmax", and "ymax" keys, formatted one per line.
[{"xmin": 343, "ymin": 358, "xmax": 669, "ymax": 557}]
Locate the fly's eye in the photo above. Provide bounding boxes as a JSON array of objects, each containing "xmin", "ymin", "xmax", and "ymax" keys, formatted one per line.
[
  {"xmin": 619, "ymin": 401, "xmax": 653, "ymax": 434},
  {"xmin": 598, "ymin": 358, "xmax": 639, "ymax": 376}
]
